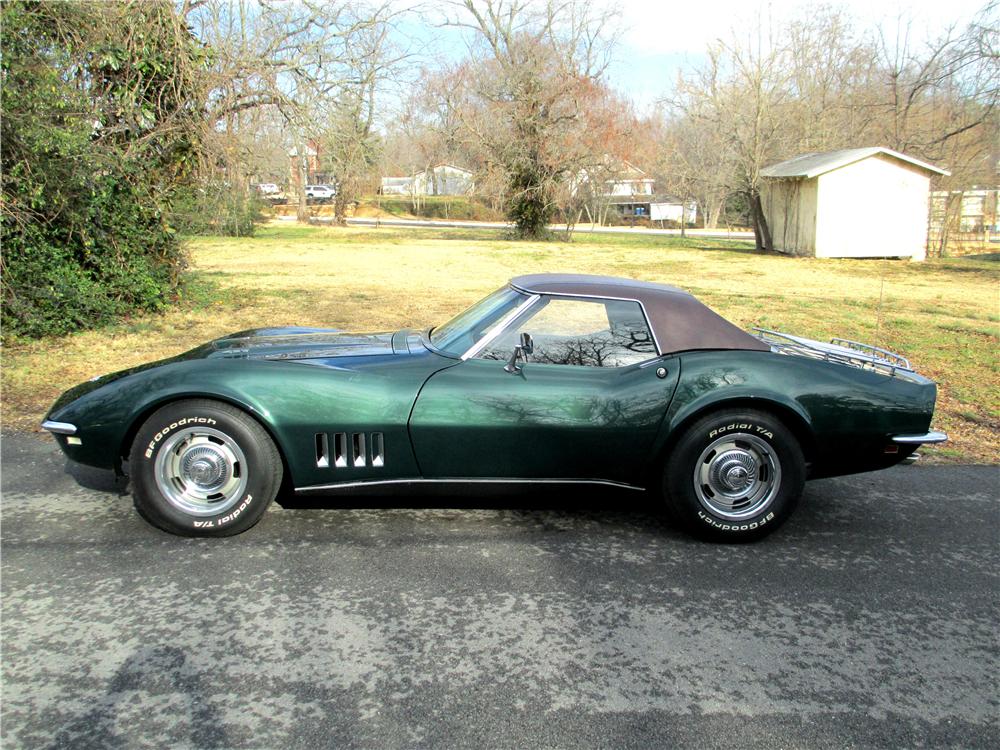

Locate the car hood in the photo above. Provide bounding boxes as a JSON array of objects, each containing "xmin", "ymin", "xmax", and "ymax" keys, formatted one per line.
[
  {"xmin": 46, "ymin": 328, "xmax": 410, "ymax": 416},
  {"xmin": 207, "ymin": 327, "xmax": 397, "ymax": 360}
]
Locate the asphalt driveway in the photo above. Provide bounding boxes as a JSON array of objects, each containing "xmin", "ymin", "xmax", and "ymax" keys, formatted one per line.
[{"xmin": 2, "ymin": 433, "xmax": 998, "ymax": 749}]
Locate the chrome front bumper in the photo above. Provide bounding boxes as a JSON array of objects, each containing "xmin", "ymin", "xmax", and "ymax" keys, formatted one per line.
[
  {"xmin": 891, "ymin": 431, "xmax": 948, "ymax": 445},
  {"xmin": 41, "ymin": 420, "xmax": 77, "ymax": 435}
]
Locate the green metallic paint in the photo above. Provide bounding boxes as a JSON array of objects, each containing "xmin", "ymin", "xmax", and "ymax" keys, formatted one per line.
[
  {"xmin": 47, "ymin": 340, "xmax": 460, "ymax": 485},
  {"xmin": 409, "ymin": 358, "xmax": 680, "ymax": 482},
  {"xmin": 46, "ymin": 326, "xmax": 938, "ymax": 491},
  {"xmin": 656, "ymin": 350, "xmax": 936, "ymax": 478}
]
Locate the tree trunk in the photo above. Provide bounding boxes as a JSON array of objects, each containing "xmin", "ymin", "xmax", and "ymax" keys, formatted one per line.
[
  {"xmin": 510, "ymin": 186, "xmax": 551, "ymax": 239},
  {"xmin": 749, "ymin": 191, "xmax": 772, "ymax": 252},
  {"xmin": 707, "ymin": 201, "xmax": 723, "ymax": 230},
  {"xmin": 333, "ymin": 190, "xmax": 349, "ymax": 226},
  {"xmin": 296, "ymin": 152, "xmax": 309, "ymax": 224}
]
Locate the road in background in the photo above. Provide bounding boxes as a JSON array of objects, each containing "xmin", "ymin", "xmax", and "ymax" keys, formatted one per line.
[
  {"xmin": 278, "ymin": 213, "xmax": 757, "ymax": 240},
  {"xmin": 2, "ymin": 433, "xmax": 997, "ymax": 749}
]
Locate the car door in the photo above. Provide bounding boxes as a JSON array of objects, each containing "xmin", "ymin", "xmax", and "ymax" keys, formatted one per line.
[{"xmin": 408, "ymin": 295, "xmax": 680, "ymax": 485}]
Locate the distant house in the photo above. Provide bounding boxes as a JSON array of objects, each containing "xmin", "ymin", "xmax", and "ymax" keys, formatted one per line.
[
  {"xmin": 573, "ymin": 161, "xmax": 691, "ymax": 222},
  {"xmin": 288, "ymin": 141, "xmax": 333, "ymax": 187},
  {"xmin": 761, "ymin": 147, "xmax": 949, "ymax": 261},
  {"xmin": 381, "ymin": 164, "xmax": 474, "ymax": 196},
  {"xmin": 930, "ymin": 188, "xmax": 999, "ymax": 232},
  {"xmin": 603, "ymin": 162, "xmax": 655, "ymax": 197},
  {"xmin": 650, "ymin": 199, "xmax": 698, "ymax": 224},
  {"xmin": 379, "ymin": 176, "xmax": 414, "ymax": 195},
  {"xmin": 415, "ymin": 164, "xmax": 474, "ymax": 195}
]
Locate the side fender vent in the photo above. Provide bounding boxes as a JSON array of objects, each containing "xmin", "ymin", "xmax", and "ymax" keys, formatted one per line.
[
  {"xmin": 334, "ymin": 432, "xmax": 348, "ymax": 468},
  {"xmin": 316, "ymin": 432, "xmax": 383, "ymax": 469},
  {"xmin": 315, "ymin": 433, "xmax": 329, "ymax": 468},
  {"xmin": 352, "ymin": 433, "xmax": 366, "ymax": 467}
]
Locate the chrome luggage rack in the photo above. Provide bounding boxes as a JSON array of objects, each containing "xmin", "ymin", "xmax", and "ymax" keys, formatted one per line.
[{"xmin": 752, "ymin": 328, "xmax": 912, "ymax": 376}]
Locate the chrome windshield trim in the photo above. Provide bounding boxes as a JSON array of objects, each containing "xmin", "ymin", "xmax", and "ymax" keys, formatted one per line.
[
  {"xmin": 508, "ymin": 285, "xmax": 663, "ymax": 356},
  {"xmin": 891, "ymin": 431, "xmax": 948, "ymax": 445},
  {"xmin": 295, "ymin": 477, "xmax": 646, "ymax": 494},
  {"xmin": 41, "ymin": 420, "xmax": 77, "ymax": 435},
  {"xmin": 460, "ymin": 293, "xmax": 541, "ymax": 361}
]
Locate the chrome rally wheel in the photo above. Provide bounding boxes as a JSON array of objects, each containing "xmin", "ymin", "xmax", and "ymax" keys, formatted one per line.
[
  {"xmin": 663, "ymin": 409, "xmax": 805, "ymax": 542},
  {"xmin": 129, "ymin": 399, "xmax": 282, "ymax": 537},
  {"xmin": 693, "ymin": 433, "xmax": 782, "ymax": 521},
  {"xmin": 153, "ymin": 427, "xmax": 249, "ymax": 516}
]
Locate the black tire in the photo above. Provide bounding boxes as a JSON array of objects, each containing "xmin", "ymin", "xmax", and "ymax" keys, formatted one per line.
[
  {"xmin": 128, "ymin": 399, "xmax": 282, "ymax": 537},
  {"xmin": 663, "ymin": 409, "xmax": 805, "ymax": 542}
]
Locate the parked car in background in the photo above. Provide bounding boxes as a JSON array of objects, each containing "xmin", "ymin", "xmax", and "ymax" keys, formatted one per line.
[
  {"xmin": 305, "ymin": 185, "xmax": 336, "ymax": 202},
  {"xmin": 254, "ymin": 183, "xmax": 286, "ymax": 203},
  {"xmin": 42, "ymin": 274, "xmax": 945, "ymax": 541}
]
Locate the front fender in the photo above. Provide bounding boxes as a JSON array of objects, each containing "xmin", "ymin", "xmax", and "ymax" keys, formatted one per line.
[{"xmin": 48, "ymin": 352, "xmax": 455, "ymax": 485}]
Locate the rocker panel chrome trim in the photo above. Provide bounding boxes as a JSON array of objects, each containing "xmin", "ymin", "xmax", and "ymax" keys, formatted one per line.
[{"xmin": 294, "ymin": 477, "xmax": 646, "ymax": 495}]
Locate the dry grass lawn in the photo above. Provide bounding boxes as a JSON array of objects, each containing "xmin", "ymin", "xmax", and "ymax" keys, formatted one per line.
[{"xmin": 4, "ymin": 222, "xmax": 998, "ymax": 463}]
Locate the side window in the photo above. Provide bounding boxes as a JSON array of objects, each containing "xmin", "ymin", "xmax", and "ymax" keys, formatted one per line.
[{"xmin": 477, "ymin": 297, "xmax": 656, "ymax": 367}]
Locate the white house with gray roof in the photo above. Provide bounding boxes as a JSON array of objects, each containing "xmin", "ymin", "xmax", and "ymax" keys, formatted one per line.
[
  {"xmin": 760, "ymin": 147, "xmax": 949, "ymax": 261},
  {"xmin": 380, "ymin": 164, "xmax": 474, "ymax": 196}
]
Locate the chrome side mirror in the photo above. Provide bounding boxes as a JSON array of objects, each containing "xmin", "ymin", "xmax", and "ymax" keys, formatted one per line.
[
  {"xmin": 504, "ymin": 332, "xmax": 534, "ymax": 373},
  {"xmin": 519, "ymin": 331, "xmax": 533, "ymax": 354}
]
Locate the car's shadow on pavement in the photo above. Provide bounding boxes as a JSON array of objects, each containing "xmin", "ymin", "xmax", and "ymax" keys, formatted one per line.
[
  {"xmin": 62, "ymin": 460, "xmax": 689, "ymax": 539},
  {"xmin": 61, "ymin": 453, "xmax": 871, "ymax": 542},
  {"xmin": 65, "ymin": 459, "xmax": 130, "ymax": 496}
]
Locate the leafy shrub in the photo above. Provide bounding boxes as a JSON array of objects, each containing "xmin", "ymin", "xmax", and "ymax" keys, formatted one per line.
[
  {"xmin": 170, "ymin": 184, "xmax": 264, "ymax": 237},
  {"xmin": 1, "ymin": 1, "xmax": 203, "ymax": 339}
]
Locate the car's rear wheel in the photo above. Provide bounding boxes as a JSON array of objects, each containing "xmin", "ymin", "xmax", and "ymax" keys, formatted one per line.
[
  {"xmin": 128, "ymin": 399, "xmax": 282, "ymax": 537},
  {"xmin": 663, "ymin": 409, "xmax": 805, "ymax": 542}
]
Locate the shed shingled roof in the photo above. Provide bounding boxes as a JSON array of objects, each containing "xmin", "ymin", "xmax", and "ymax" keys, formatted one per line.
[{"xmin": 761, "ymin": 147, "xmax": 949, "ymax": 179}]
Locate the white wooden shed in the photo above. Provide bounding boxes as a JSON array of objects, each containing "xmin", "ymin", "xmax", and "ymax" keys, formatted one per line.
[
  {"xmin": 379, "ymin": 164, "xmax": 475, "ymax": 197},
  {"xmin": 760, "ymin": 147, "xmax": 949, "ymax": 261},
  {"xmin": 412, "ymin": 164, "xmax": 474, "ymax": 196}
]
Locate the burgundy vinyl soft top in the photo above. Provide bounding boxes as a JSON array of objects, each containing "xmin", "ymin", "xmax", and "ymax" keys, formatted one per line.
[{"xmin": 509, "ymin": 274, "xmax": 769, "ymax": 355}]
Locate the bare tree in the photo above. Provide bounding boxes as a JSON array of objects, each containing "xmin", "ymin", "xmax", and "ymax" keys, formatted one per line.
[
  {"xmin": 873, "ymin": 3, "xmax": 998, "ymax": 188},
  {"xmin": 662, "ymin": 4, "xmax": 996, "ymax": 244},
  {"xmin": 381, "ymin": 64, "xmax": 475, "ymax": 212},
  {"xmin": 671, "ymin": 16, "xmax": 792, "ymax": 250},
  {"xmin": 315, "ymin": 4, "xmax": 407, "ymax": 223},
  {"xmin": 445, "ymin": 0, "xmax": 622, "ymax": 238},
  {"xmin": 188, "ymin": 0, "xmax": 400, "ymax": 223},
  {"xmin": 641, "ymin": 109, "xmax": 732, "ymax": 229}
]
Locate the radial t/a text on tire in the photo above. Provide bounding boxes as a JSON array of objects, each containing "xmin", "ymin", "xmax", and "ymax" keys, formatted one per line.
[
  {"xmin": 128, "ymin": 399, "xmax": 282, "ymax": 537},
  {"xmin": 663, "ymin": 409, "xmax": 805, "ymax": 542}
]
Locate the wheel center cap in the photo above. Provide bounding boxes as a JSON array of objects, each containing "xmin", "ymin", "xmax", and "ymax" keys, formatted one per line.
[
  {"xmin": 724, "ymin": 465, "xmax": 751, "ymax": 490},
  {"xmin": 711, "ymin": 449, "xmax": 758, "ymax": 493},
  {"xmin": 189, "ymin": 459, "xmax": 218, "ymax": 485},
  {"xmin": 181, "ymin": 446, "xmax": 229, "ymax": 489}
]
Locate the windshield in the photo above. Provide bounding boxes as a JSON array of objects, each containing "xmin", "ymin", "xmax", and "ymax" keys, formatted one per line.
[{"xmin": 430, "ymin": 286, "xmax": 528, "ymax": 356}]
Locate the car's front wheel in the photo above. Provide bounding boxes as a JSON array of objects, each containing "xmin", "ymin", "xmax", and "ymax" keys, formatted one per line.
[
  {"xmin": 663, "ymin": 409, "xmax": 805, "ymax": 542},
  {"xmin": 128, "ymin": 399, "xmax": 282, "ymax": 537}
]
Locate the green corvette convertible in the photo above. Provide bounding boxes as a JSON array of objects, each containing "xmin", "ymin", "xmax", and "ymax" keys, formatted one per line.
[{"xmin": 43, "ymin": 274, "xmax": 945, "ymax": 541}]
